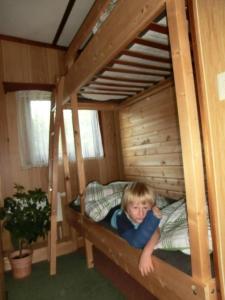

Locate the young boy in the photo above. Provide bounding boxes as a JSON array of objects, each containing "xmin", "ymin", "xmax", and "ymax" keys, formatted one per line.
[{"xmin": 111, "ymin": 182, "xmax": 161, "ymax": 276}]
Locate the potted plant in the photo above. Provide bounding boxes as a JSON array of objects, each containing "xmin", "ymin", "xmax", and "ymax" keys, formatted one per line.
[{"xmin": 0, "ymin": 184, "xmax": 51, "ymax": 279}]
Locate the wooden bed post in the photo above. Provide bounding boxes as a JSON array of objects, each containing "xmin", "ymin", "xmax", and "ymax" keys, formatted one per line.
[
  {"xmin": 70, "ymin": 93, "xmax": 94, "ymax": 268},
  {"xmin": 166, "ymin": 0, "xmax": 211, "ymax": 282},
  {"xmin": 60, "ymin": 115, "xmax": 78, "ymax": 245},
  {"xmin": 48, "ymin": 77, "xmax": 64, "ymax": 275},
  {"xmin": 188, "ymin": 0, "xmax": 225, "ymax": 297}
]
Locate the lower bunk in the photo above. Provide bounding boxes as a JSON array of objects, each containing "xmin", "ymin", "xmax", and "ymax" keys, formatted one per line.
[{"xmin": 66, "ymin": 205, "xmax": 217, "ymax": 300}]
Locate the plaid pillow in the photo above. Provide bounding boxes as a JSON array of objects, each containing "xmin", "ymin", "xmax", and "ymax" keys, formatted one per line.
[{"xmin": 78, "ymin": 181, "xmax": 130, "ymax": 221}]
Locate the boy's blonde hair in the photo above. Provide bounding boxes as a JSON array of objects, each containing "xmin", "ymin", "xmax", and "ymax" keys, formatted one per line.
[{"xmin": 122, "ymin": 182, "xmax": 155, "ymax": 211}]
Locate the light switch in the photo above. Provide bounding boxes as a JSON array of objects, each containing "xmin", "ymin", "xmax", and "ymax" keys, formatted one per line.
[{"xmin": 217, "ymin": 72, "xmax": 225, "ymax": 101}]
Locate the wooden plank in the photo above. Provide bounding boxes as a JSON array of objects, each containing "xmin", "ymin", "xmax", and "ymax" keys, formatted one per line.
[
  {"xmin": 121, "ymin": 49, "xmax": 171, "ymax": 64},
  {"xmin": 166, "ymin": 0, "xmax": 211, "ymax": 281},
  {"xmin": 64, "ymin": 0, "xmax": 166, "ymax": 100},
  {"xmin": 1, "ymin": 40, "xmax": 65, "ymax": 84},
  {"xmin": 123, "ymin": 152, "xmax": 183, "ymax": 167},
  {"xmin": 85, "ymin": 239, "xmax": 94, "ymax": 269},
  {"xmin": 48, "ymin": 77, "xmax": 64, "ymax": 275},
  {"xmin": 60, "ymin": 117, "xmax": 72, "ymax": 204},
  {"xmin": 121, "ymin": 126, "xmax": 180, "ymax": 148},
  {"xmin": 120, "ymin": 113, "xmax": 178, "ymax": 136},
  {"xmin": 70, "ymin": 93, "xmax": 95, "ymax": 269},
  {"xmin": 30, "ymin": 46, "xmax": 49, "ymax": 83},
  {"xmin": 188, "ymin": 0, "xmax": 225, "ymax": 297},
  {"xmin": 60, "ymin": 114, "xmax": 77, "ymax": 244},
  {"xmin": 65, "ymin": 0, "xmax": 112, "ymax": 69},
  {"xmin": 119, "ymin": 88, "xmax": 176, "ymax": 124},
  {"xmin": 63, "ymin": 100, "xmax": 120, "ymax": 111},
  {"xmin": 120, "ymin": 101, "xmax": 177, "ymax": 127},
  {"xmin": 123, "ymin": 165, "xmax": 184, "ymax": 179},
  {"xmin": 113, "ymin": 59, "xmax": 172, "ymax": 72},
  {"xmin": 48, "ymin": 92, "xmax": 56, "ymax": 258},
  {"xmin": 3, "ymin": 81, "xmax": 55, "ymax": 93},
  {"xmin": 122, "ymin": 140, "xmax": 181, "ymax": 157},
  {"xmin": 1, "ymin": 41, "xmax": 32, "ymax": 82},
  {"xmin": 120, "ymin": 78, "xmax": 173, "ymax": 108},
  {"xmin": 121, "ymin": 116, "xmax": 179, "ymax": 139},
  {"xmin": 46, "ymin": 48, "xmax": 65, "ymax": 83},
  {"xmin": 0, "ymin": 42, "xmax": 14, "ymax": 205},
  {"xmin": 97, "ymin": 111, "xmax": 122, "ymax": 182},
  {"xmin": 113, "ymin": 111, "xmax": 125, "ymax": 179},
  {"xmin": 0, "ymin": 226, "xmax": 6, "ymax": 300},
  {"xmin": 70, "ymin": 93, "xmax": 86, "ymax": 214}
]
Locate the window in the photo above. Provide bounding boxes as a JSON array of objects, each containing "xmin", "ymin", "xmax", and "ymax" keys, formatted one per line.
[
  {"xmin": 63, "ymin": 110, "xmax": 104, "ymax": 161},
  {"xmin": 16, "ymin": 91, "xmax": 104, "ymax": 168}
]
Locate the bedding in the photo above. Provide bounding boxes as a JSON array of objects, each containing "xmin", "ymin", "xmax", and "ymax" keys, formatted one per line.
[
  {"xmin": 74, "ymin": 181, "xmax": 130, "ymax": 221},
  {"xmin": 73, "ymin": 181, "xmax": 212, "ymax": 255},
  {"xmin": 156, "ymin": 199, "xmax": 213, "ymax": 254}
]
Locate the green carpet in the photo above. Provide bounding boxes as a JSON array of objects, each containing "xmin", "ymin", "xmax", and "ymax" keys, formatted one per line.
[{"xmin": 5, "ymin": 252, "xmax": 125, "ymax": 300}]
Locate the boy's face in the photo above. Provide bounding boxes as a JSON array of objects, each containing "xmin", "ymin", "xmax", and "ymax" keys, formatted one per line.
[{"xmin": 126, "ymin": 200, "xmax": 152, "ymax": 224}]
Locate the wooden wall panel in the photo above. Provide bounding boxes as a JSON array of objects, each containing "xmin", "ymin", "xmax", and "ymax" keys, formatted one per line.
[
  {"xmin": 1, "ymin": 40, "xmax": 65, "ymax": 83},
  {"xmin": 30, "ymin": 46, "xmax": 50, "ymax": 83},
  {"xmin": 2, "ymin": 41, "xmax": 32, "ymax": 82},
  {"xmin": 120, "ymin": 83, "xmax": 184, "ymax": 199},
  {"xmin": 46, "ymin": 49, "xmax": 65, "ymax": 83},
  {"xmin": 97, "ymin": 111, "xmax": 122, "ymax": 183}
]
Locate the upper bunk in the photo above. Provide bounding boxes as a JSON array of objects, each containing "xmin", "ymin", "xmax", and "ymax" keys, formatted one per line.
[{"xmin": 63, "ymin": 0, "xmax": 169, "ymax": 104}]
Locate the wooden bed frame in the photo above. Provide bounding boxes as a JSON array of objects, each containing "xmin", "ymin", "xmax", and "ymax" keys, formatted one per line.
[
  {"xmin": 65, "ymin": 203, "xmax": 216, "ymax": 300},
  {"xmin": 47, "ymin": 1, "xmax": 222, "ymax": 299}
]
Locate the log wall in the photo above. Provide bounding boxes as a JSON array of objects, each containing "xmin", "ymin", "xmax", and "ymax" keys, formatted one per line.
[{"xmin": 119, "ymin": 82, "xmax": 184, "ymax": 199}]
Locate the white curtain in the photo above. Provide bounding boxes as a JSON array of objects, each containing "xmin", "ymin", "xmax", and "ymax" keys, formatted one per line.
[
  {"xmin": 63, "ymin": 110, "xmax": 104, "ymax": 161},
  {"xmin": 17, "ymin": 91, "xmax": 104, "ymax": 168},
  {"xmin": 16, "ymin": 91, "xmax": 51, "ymax": 168}
]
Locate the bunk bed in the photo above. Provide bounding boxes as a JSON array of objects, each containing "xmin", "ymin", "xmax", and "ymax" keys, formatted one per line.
[{"xmin": 48, "ymin": 1, "xmax": 219, "ymax": 300}]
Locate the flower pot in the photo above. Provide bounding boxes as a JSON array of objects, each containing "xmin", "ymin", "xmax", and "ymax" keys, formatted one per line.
[{"xmin": 9, "ymin": 249, "xmax": 33, "ymax": 279}]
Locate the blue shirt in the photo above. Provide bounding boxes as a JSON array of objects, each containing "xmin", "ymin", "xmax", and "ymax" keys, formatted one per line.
[{"xmin": 110, "ymin": 208, "xmax": 160, "ymax": 249}]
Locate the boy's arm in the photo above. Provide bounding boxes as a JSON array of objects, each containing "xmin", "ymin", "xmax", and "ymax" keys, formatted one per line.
[{"xmin": 138, "ymin": 228, "xmax": 160, "ymax": 276}]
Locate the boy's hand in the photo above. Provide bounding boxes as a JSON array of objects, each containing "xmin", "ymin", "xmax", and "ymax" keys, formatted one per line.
[
  {"xmin": 139, "ymin": 250, "xmax": 154, "ymax": 276},
  {"xmin": 152, "ymin": 206, "xmax": 162, "ymax": 219}
]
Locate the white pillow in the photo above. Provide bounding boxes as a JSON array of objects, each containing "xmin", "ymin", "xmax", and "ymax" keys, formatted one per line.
[{"xmin": 156, "ymin": 199, "xmax": 212, "ymax": 255}]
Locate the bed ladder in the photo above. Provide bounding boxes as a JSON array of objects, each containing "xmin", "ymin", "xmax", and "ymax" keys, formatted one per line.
[
  {"xmin": 48, "ymin": 77, "xmax": 81, "ymax": 275},
  {"xmin": 48, "ymin": 77, "xmax": 64, "ymax": 275},
  {"xmin": 70, "ymin": 93, "xmax": 94, "ymax": 268},
  {"xmin": 60, "ymin": 108, "xmax": 78, "ymax": 244}
]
